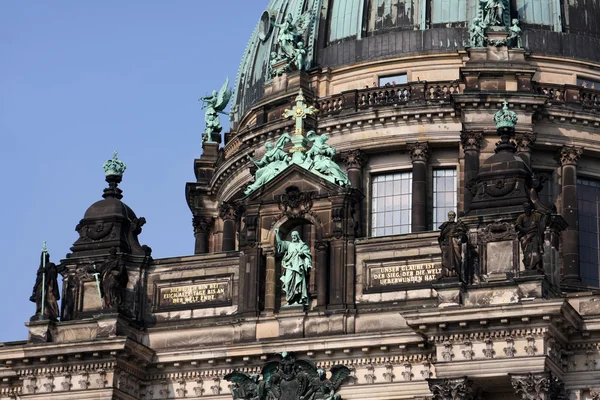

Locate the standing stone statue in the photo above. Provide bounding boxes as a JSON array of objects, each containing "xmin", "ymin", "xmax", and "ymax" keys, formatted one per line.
[
  {"xmin": 438, "ymin": 211, "xmax": 468, "ymax": 279},
  {"xmin": 30, "ymin": 244, "xmax": 63, "ymax": 321},
  {"xmin": 515, "ymin": 202, "xmax": 546, "ymax": 272},
  {"xmin": 100, "ymin": 247, "xmax": 129, "ymax": 308},
  {"xmin": 275, "ymin": 228, "xmax": 312, "ymax": 307},
  {"xmin": 245, "ymin": 134, "xmax": 291, "ymax": 195},
  {"xmin": 470, "ymin": 17, "xmax": 487, "ymax": 48},
  {"xmin": 199, "ymin": 77, "xmax": 232, "ymax": 143},
  {"xmin": 481, "ymin": 0, "xmax": 506, "ymax": 26},
  {"xmin": 508, "ymin": 19, "xmax": 522, "ymax": 48}
]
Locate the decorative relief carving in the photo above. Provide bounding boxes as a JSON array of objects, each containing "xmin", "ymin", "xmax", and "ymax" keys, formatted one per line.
[
  {"xmin": 590, "ymin": 388, "xmax": 600, "ymax": 400},
  {"xmin": 219, "ymin": 201, "xmax": 238, "ymax": 221},
  {"xmin": 383, "ymin": 364, "xmax": 395, "ymax": 383},
  {"xmin": 341, "ymin": 149, "xmax": 369, "ymax": 169},
  {"xmin": 421, "ymin": 363, "xmax": 432, "ymax": 380},
  {"xmin": 442, "ymin": 343, "xmax": 454, "ymax": 362},
  {"xmin": 514, "ymin": 132, "xmax": 537, "ymax": 153},
  {"xmin": 460, "ymin": 131, "xmax": 483, "ymax": 152},
  {"xmin": 559, "ymin": 145, "xmax": 583, "ymax": 166},
  {"xmin": 408, "ymin": 142, "xmax": 430, "ymax": 163},
  {"xmin": 193, "ymin": 216, "xmax": 214, "ymax": 234},
  {"xmin": 276, "ymin": 186, "xmax": 314, "ymax": 219},
  {"xmin": 462, "ymin": 341, "xmax": 475, "ymax": 361},
  {"xmin": 25, "ymin": 376, "xmax": 38, "ymax": 394},
  {"xmin": 585, "ymin": 350, "xmax": 598, "ymax": 371},
  {"xmin": 176, "ymin": 378, "xmax": 187, "ymax": 397},
  {"xmin": 429, "ymin": 377, "xmax": 475, "ymax": 400},
  {"xmin": 511, "ymin": 373, "xmax": 549, "ymax": 400},
  {"xmin": 401, "ymin": 363, "xmax": 413, "ymax": 381},
  {"xmin": 43, "ymin": 374, "xmax": 54, "ymax": 393},
  {"xmin": 480, "ymin": 222, "xmax": 517, "ymax": 242},
  {"xmin": 96, "ymin": 369, "xmax": 108, "ymax": 388},
  {"xmin": 193, "ymin": 378, "xmax": 205, "ymax": 397},
  {"xmin": 364, "ymin": 365, "xmax": 376, "ymax": 384},
  {"xmin": 484, "ymin": 178, "xmax": 517, "ymax": 197},
  {"xmin": 159, "ymin": 380, "xmax": 170, "ymax": 399},
  {"xmin": 524, "ymin": 336, "xmax": 538, "ymax": 356},
  {"xmin": 504, "ymin": 338, "xmax": 516, "ymax": 358},
  {"xmin": 140, "ymin": 383, "xmax": 154, "ymax": 400},
  {"xmin": 78, "ymin": 372, "xmax": 90, "ymax": 390},
  {"xmin": 483, "ymin": 338, "xmax": 495, "ymax": 359},
  {"xmin": 211, "ymin": 377, "xmax": 222, "ymax": 395},
  {"xmin": 61, "ymin": 373, "xmax": 72, "ymax": 391}
]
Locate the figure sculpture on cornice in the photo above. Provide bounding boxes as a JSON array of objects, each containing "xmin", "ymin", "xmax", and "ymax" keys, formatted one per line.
[
  {"xmin": 100, "ymin": 247, "xmax": 129, "ymax": 308},
  {"xmin": 469, "ymin": 17, "xmax": 488, "ymax": 48},
  {"xmin": 508, "ymin": 19, "xmax": 523, "ymax": 48},
  {"xmin": 481, "ymin": 0, "xmax": 506, "ymax": 26},
  {"xmin": 275, "ymin": 228, "xmax": 312, "ymax": 307},
  {"xmin": 30, "ymin": 243, "xmax": 63, "ymax": 321},
  {"xmin": 304, "ymin": 131, "xmax": 351, "ymax": 187},
  {"xmin": 270, "ymin": 11, "xmax": 313, "ymax": 75},
  {"xmin": 438, "ymin": 211, "xmax": 468, "ymax": 279},
  {"xmin": 245, "ymin": 134, "xmax": 291, "ymax": 195},
  {"xmin": 515, "ymin": 202, "xmax": 546, "ymax": 272},
  {"xmin": 199, "ymin": 77, "xmax": 232, "ymax": 143}
]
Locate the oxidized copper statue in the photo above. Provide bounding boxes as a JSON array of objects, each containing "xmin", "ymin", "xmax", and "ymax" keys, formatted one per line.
[{"xmin": 30, "ymin": 246, "xmax": 63, "ymax": 321}]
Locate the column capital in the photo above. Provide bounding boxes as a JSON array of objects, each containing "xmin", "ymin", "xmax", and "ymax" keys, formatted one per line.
[
  {"xmin": 315, "ymin": 240, "xmax": 330, "ymax": 252},
  {"xmin": 192, "ymin": 216, "xmax": 214, "ymax": 235},
  {"xmin": 460, "ymin": 131, "xmax": 483, "ymax": 152},
  {"xmin": 408, "ymin": 142, "xmax": 429, "ymax": 163},
  {"xmin": 341, "ymin": 149, "xmax": 368, "ymax": 169},
  {"xmin": 428, "ymin": 377, "xmax": 477, "ymax": 400},
  {"xmin": 559, "ymin": 145, "xmax": 583, "ymax": 166},
  {"xmin": 510, "ymin": 372, "xmax": 567, "ymax": 400},
  {"xmin": 514, "ymin": 132, "xmax": 537, "ymax": 153},
  {"xmin": 218, "ymin": 201, "xmax": 239, "ymax": 221}
]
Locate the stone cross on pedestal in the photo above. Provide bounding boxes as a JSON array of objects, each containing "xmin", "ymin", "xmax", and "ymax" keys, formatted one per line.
[{"xmin": 283, "ymin": 90, "xmax": 317, "ymax": 163}]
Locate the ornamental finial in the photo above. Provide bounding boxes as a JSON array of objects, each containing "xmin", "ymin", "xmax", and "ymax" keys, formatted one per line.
[
  {"xmin": 493, "ymin": 101, "xmax": 518, "ymax": 129},
  {"xmin": 102, "ymin": 151, "xmax": 127, "ymax": 177}
]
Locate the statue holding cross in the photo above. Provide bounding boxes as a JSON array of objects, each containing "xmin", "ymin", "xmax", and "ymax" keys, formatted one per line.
[{"xmin": 282, "ymin": 90, "xmax": 317, "ymax": 164}]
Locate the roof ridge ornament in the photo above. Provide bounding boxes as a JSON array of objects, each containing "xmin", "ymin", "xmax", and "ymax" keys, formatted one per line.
[
  {"xmin": 283, "ymin": 90, "xmax": 317, "ymax": 163},
  {"xmin": 102, "ymin": 151, "xmax": 125, "ymax": 200},
  {"xmin": 103, "ymin": 151, "xmax": 126, "ymax": 177}
]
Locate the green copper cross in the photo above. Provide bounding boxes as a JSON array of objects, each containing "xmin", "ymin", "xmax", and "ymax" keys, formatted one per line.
[{"xmin": 282, "ymin": 90, "xmax": 317, "ymax": 162}]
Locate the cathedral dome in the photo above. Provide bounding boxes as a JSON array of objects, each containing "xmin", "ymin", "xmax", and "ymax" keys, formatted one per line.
[{"xmin": 230, "ymin": 0, "xmax": 600, "ymax": 127}]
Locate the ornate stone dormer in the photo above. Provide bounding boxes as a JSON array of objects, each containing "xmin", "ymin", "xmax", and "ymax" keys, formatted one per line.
[{"xmin": 70, "ymin": 152, "xmax": 150, "ymax": 258}]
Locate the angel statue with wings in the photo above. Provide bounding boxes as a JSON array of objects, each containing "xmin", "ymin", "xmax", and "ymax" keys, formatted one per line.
[
  {"xmin": 480, "ymin": 0, "xmax": 506, "ymax": 26},
  {"xmin": 244, "ymin": 133, "xmax": 291, "ymax": 195},
  {"xmin": 303, "ymin": 131, "xmax": 350, "ymax": 187},
  {"xmin": 270, "ymin": 11, "xmax": 313, "ymax": 75},
  {"xmin": 199, "ymin": 77, "xmax": 232, "ymax": 143}
]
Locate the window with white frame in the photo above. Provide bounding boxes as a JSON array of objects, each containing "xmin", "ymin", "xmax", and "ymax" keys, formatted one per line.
[
  {"xmin": 433, "ymin": 169, "xmax": 457, "ymax": 230},
  {"xmin": 578, "ymin": 178, "xmax": 600, "ymax": 288},
  {"xmin": 371, "ymin": 172, "xmax": 412, "ymax": 237}
]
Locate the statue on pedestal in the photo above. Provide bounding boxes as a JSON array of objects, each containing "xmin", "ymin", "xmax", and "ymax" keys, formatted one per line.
[
  {"xmin": 470, "ymin": 17, "xmax": 488, "ymax": 48},
  {"xmin": 245, "ymin": 134, "xmax": 291, "ymax": 195},
  {"xmin": 481, "ymin": 0, "xmax": 506, "ymax": 26},
  {"xmin": 438, "ymin": 211, "xmax": 468, "ymax": 279},
  {"xmin": 515, "ymin": 202, "xmax": 546, "ymax": 272},
  {"xmin": 275, "ymin": 228, "xmax": 312, "ymax": 307},
  {"xmin": 30, "ymin": 243, "xmax": 63, "ymax": 321},
  {"xmin": 100, "ymin": 247, "xmax": 128, "ymax": 308},
  {"xmin": 508, "ymin": 19, "xmax": 523, "ymax": 48},
  {"xmin": 199, "ymin": 77, "xmax": 232, "ymax": 143},
  {"xmin": 270, "ymin": 12, "xmax": 313, "ymax": 76}
]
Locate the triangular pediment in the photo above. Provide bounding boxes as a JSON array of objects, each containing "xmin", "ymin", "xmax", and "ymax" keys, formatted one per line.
[{"xmin": 244, "ymin": 163, "xmax": 347, "ymax": 202}]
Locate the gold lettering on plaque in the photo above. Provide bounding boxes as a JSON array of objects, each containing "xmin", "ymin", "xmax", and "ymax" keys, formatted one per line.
[
  {"xmin": 369, "ymin": 263, "xmax": 441, "ymax": 287},
  {"xmin": 160, "ymin": 281, "xmax": 229, "ymax": 307}
]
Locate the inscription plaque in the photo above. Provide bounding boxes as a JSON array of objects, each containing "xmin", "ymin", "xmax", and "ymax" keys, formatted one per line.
[
  {"xmin": 158, "ymin": 276, "xmax": 232, "ymax": 308},
  {"xmin": 366, "ymin": 262, "xmax": 441, "ymax": 290}
]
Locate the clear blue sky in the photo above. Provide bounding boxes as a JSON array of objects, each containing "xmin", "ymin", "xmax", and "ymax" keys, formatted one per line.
[{"xmin": 0, "ymin": 1, "xmax": 266, "ymax": 341}]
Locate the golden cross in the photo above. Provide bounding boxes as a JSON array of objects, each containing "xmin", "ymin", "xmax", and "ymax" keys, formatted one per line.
[{"xmin": 283, "ymin": 90, "xmax": 317, "ymax": 136}]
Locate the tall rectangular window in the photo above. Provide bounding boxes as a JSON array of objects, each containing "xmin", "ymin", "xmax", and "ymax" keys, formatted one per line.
[
  {"xmin": 329, "ymin": 0, "xmax": 363, "ymax": 42},
  {"xmin": 433, "ymin": 169, "xmax": 457, "ymax": 230},
  {"xmin": 578, "ymin": 178, "xmax": 600, "ymax": 288},
  {"xmin": 515, "ymin": 0, "xmax": 557, "ymax": 26},
  {"xmin": 431, "ymin": 0, "xmax": 467, "ymax": 24},
  {"xmin": 371, "ymin": 172, "xmax": 412, "ymax": 237}
]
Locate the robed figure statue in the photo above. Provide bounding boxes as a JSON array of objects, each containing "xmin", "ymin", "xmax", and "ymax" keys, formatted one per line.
[
  {"xmin": 515, "ymin": 202, "xmax": 546, "ymax": 272},
  {"xmin": 275, "ymin": 228, "xmax": 313, "ymax": 307},
  {"xmin": 30, "ymin": 247, "xmax": 62, "ymax": 321},
  {"xmin": 100, "ymin": 247, "xmax": 129, "ymax": 308},
  {"xmin": 438, "ymin": 211, "xmax": 468, "ymax": 279}
]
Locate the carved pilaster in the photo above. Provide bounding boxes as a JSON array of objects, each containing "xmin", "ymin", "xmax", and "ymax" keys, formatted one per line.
[
  {"xmin": 559, "ymin": 145, "xmax": 583, "ymax": 166},
  {"xmin": 408, "ymin": 142, "xmax": 430, "ymax": 162},
  {"xmin": 193, "ymin": 216, "xmax": 214, "ymax": 254},
  {"xmin": 428, "ymin": 377, "xmax": 476, "ymax": 400},
  {"xmin": 514, "ymin": 132, "xmax": 537, "ymax": 153},
  {"xmin": 460, "ymin": 131, "xmax": 483, "ymax": 152},
  {"xmin": 510, "ymin": 372, "xmax": 568, "ymax": 400},
  {"xmin": 219, "ymin": 201, "xmax": 238, "ymax": 252}
]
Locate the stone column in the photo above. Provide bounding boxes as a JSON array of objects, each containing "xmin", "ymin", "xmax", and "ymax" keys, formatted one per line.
[
  {"xmin": 192, "ymin": 216, "xmax": 214, "ymax": 254},
  {"xmin": 409, "ymin": 142, "xmax": 429, "ymax": 232},
  {"xmin": 427, "ymin": 377, "xmax": 475, "ymax": 400},
  {"xmin": 219, "ymin": 202, "xmax": 238, "ymax": 252},
  {"xmin": 342, "ymin": 150, "xmax": 368, "ymax": 191},
  {"xmin": 262, "ymin": 246, "xmax": 276, "ymax": 313},
  {"xmin": 510, "ymin": 372, "xmax": 567, "ymax": 400},
  {"xmin": 315, "ymin": 241, "xmax": 329, "ymax": 308},
  {"xmin": 515, "ymin": 132, "xmax": 537, "ymax": 168},
  {"xmin": 560, "ymin": 146, "xmax": 584, "ymax": 288},
  {"xmin": 460, "ymin": 132, "xmax": 482, "ymax": 212}
]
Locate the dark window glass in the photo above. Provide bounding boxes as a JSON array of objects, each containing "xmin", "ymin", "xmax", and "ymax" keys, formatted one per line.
[
  {"xmin": 371, "ymin": 172, "xmax": 412, "ymax": 237},
  {"xmin": 433, "ymin": 169, "xmax": 457, "ymax": 230},
  {"xmin": 578, "ymin": 178, "xmax": 600, "ymax": 287}
]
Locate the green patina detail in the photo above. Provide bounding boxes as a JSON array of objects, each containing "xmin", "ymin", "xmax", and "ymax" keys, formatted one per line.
[
  {"xmin": 103, "ymin": 151, "xmax": 126, "ymax": 177},
  {"xmin": 494, "ymin": 101, "xmax": 518, "ymax": 129},
  {"xmin": 244, "ymin": 90, "xmax": 350, "ymax": 195},
  {"xmin": 275, "ymin": 228, "xmax": 312, "ymax": 307},
  {"xmin": 199, "ymin": 77, "xmax": 232, "ymax": 144},
  {"xmin": 470, "ymin": 0, "xmax": 522, "ymax": 49},
  {"xmin": 269, "ymin": 11, "xmax": 313, "ymax": 77}
]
